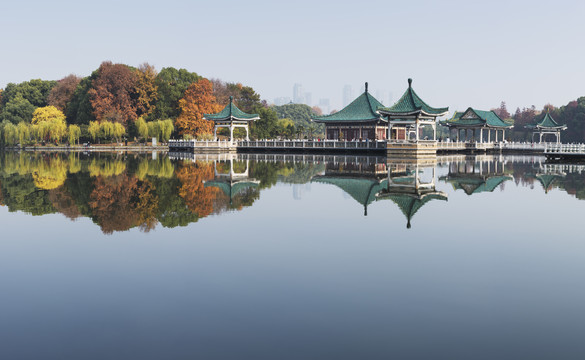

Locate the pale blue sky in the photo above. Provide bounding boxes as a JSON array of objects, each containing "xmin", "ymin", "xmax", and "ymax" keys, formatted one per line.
[{"xmin": 1, "ymin": 0, "xmax": 584, "ymax": 113}]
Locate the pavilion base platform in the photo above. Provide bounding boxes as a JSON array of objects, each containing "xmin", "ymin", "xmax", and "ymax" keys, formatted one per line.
[{"xmin": 387, "ymin": 141, "xmax": 438, "ymax": 163}]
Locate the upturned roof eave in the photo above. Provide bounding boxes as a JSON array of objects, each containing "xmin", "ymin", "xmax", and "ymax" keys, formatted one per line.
[
  {"xmin": 311, "ymin": 116, "xmax": 386, "ymax": 123},
  {"xmin": 203, "ymin": 115, "xmax": 260, "ymax": 122}
]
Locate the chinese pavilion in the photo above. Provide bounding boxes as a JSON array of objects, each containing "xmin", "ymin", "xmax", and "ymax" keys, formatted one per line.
[
  {"xmin": 378, "ymin": 79, "xmax": 448, "ymax": 142},
  {"xmin": 525, "ymin": 111, "xmax": 566, "ymax": 143},
  {"xmin": 441, "ymin": 108, "xmax": 512, "ymax": 142},
  {"xmin": 204, "ymin": 96, "xmax": 260, "ymax": 142},
  {"xmin": 311, "ymin": 83, "xmax": 387, "ymax": 140}
]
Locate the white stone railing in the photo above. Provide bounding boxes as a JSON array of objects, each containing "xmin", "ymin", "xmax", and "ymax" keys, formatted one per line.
[
  {"xmin": 436, "ymin": 141, "xmax": 466, "ymax": 150},
  {"xmin": 238, "ymin": 140, "xmax": 387, "ymax": 150},
  {"xmin": 545, "ymin": 143, "xmax": 585, "ymax": 153},
  {"xmin": 497, "ymin": 142, "xmax": 546, "ymax": 151},
  {"xmin": 168, "ymin": 139, "xmax": 235, "ymax": 148}
]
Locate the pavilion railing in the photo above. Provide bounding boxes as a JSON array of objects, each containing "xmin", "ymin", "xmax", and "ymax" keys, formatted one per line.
[
  {"xmin": 237, "ymin": 140, "xmax": 387, "ymax": 150},
  {"xmin": 544, "ymin": 143, "xmax": 585, "ymax": 153}
]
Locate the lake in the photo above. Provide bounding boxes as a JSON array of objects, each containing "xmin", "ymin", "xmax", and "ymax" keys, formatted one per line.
[{"xmin": 1, "ymin": 151, "xmax": 585, "ymax": 359}]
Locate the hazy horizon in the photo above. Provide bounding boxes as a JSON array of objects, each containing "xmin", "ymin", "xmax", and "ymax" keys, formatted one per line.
[{"xmin": 2, "ymin": 0, "xmax": 584, "ymax": 115}]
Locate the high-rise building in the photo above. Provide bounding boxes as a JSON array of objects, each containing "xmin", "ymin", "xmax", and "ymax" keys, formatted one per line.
[
  {"xmin": 293, "ymin": 83, "xmax": 304, "ymax": 103},
  {"xmin": 342, "ymin": 85, "xmax": 353, "ymax": 107},
  {"xmin": 304, "ymin": 92, "xmax": 312, "ymax": 106}
]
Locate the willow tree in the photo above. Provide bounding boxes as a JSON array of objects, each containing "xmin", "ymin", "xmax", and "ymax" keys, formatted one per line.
[{"xmin": 68, "ymin": 124, "xmax": 81, "ymax": 145}]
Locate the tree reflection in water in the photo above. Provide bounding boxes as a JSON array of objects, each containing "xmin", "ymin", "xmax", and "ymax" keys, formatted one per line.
[{"xmin": 1, "ymin": 152, "xmax": 585, "ymax": 233}]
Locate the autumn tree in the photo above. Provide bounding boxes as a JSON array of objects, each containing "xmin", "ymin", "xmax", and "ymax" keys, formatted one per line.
[
  {"xmin": 176, "ymin": 162, "xmax": 221, "ymax": 218},
  {"xmin": 47, "ymin": 74, "xmax": 81, "ymax": 113},
  {"xmin": 492, "ymin": 101, "xmax": 511, "ymax": 120},
  {"xmin": 88, "ymin": 61, "xmax": 139, "ymax": 127},
  {"xmin": 175, "ymin": 79, "xmax": 221, "ymax": 137},
  {"xmin": 134, "ymin": 63, "xmax": 158, "ymax": 118}
]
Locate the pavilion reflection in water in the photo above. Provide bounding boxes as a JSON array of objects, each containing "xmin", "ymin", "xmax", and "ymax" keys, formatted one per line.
[
  {"xmin": 528, "ymin": 163, "xmax": 568, "ymax": 194},
  {"xmin": 203, "ymin": 157, "xmax": 260, "ymax": 205},
  {"xmin": 377, "ymin": 161, "xmax": 447, "ymax": 228},
  {"xmin": 440, "ymin": 155, "xmax": 513, "ymax": 195},
  {"xmin": 311, "ymin": 157, "xmax": 448, "ymax": 228}
]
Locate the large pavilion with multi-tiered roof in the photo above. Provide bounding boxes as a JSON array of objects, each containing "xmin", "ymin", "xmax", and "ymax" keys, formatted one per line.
[
  {"xmin": 204, "ymin": 96, "xmax": 260, "ymax": 142},
  {"xmin": 378, "ymin": 79, "xmax": 448, "ymax": 142},
  {"xmin": 525, "ymin": 111, "xmax": 566, "ymax": 143},
  {"xmin": 441, "ymin": 107, "xmax": 513, "ymax": 143},
  {"xmin": 311, "ymin": 83, "xmax": 387, "ymax": 141}
]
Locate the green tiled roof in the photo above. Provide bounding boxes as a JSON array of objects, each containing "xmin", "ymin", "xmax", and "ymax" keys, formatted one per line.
[
  {"xmin": 378, "ymin": 79, "xmax": 448, "ymax": 116},
  {"xmin": 527, "ymin": 112, "xmax": 566, "ymax": 129},
  {"xmin": 442, "ymin": 108, "xmax": 512, "ymax": 128},
  {"xmin": 312, "ymin": 176, "xmax": 388, "ymax": 215},
  {"xmin": 204, "ymin": 96, "xmax": 260, "ymax": 121},
  {"xmin": 312, "ymin": 83, "xmax": 384, "ymax": 123}
]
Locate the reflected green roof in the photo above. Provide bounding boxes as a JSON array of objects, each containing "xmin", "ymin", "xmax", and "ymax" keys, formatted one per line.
[
  {"xmin": 441, "ymin": 174, "xmax": 513, "ymax": 195},
  {"xmin": 383, "ymin": 193, "xmax": 447, "ymax": 229},
  {"xmin": 312, "ymin": 83, "xmax": 384, "ymax": 123},
  {"xmin": 312, "ymin": 176, "xmax": 388, "ymax": 215},
  {"xmin": 204, "ymin": 180, "xmax": 259, "ymax": 199},
  {"xmin": 378, "ymin": 79, "xmax": 448, "ymax": 116},
  {"xmin": 204, "ymin": 96, "xmax": 260, "ymax": 121},
  {"xmin": 441, "ymin": 108, "xmax": 512, "ymax": 128}
]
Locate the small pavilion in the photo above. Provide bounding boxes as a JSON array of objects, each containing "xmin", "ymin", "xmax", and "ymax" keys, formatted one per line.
[
  {"xmin": 525, "ymin": 111, "xmax": 566, "ymax": 143},
  {"xmin": 378, "ymin": 79, "xmax": 449, "ymax": 142},
  {"xmin": 441, "ymin": 108, "xmax": 512, "ymax": 143},
  {"xmin": 312, "ymin": 83, "xmax": 387, "ymax": 140},
  {"xmin": 204, "ymin": 96, "xmax": 260, "ymax": 142}
]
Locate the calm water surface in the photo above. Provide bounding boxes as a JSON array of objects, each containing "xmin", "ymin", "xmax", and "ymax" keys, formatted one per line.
[{"xmin": 1, "ymin": 151, "xmax": 585, "ymax": 360}]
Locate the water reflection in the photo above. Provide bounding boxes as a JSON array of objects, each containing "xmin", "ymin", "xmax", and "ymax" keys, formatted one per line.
[{"xmin": 1, "ymin": 151, "xmax": 585, "ymax": 233}]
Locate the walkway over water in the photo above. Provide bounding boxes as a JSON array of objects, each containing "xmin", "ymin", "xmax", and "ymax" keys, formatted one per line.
[{"xmin": 169, "ymin": 139, "xmax": 551, "ymax": 155}]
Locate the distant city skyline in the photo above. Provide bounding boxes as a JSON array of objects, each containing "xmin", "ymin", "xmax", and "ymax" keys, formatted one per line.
[
  {"xmin": 274, "ymin": 82, "xmax": 394, "ymax": 114},
  {"xmin": 1, "ymin": 0, "xmax": 584, "ymax": 117}
]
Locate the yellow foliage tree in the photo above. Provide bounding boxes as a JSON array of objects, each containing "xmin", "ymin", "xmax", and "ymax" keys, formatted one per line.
[
  {"xmin": 176, "ymin": 79, "xmax": 222, "ymax": 137},
  {"xmin": 32, "ymin": 106, "xmax": 66, "ymax": 125},
  {"xmin": 31, "ymin": 106, "xmax": 67, "ymax": 143}
]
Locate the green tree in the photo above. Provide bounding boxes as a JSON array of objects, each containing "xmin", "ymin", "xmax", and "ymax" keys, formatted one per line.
[
  {"xmin": 152, "ymin": 67, "xmax": 200, "ymax": 120},
  {"xmin": 0, "ymin": 93, "xmax": 36, "ymax": 124}
]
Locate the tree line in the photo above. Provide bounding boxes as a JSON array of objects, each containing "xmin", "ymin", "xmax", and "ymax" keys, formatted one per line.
[
  {"xmin": 490, "ymin": 98, "xmax": 585, "ymax": 142},
  {"xmin": 0, "ymin": 61, "xmax": 313, "ymax": 146}
]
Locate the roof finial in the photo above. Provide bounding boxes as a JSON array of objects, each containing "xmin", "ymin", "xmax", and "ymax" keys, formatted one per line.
[
  {"xmin": 408, "ymin": 78, "xmax": 412, "ymax": 88},
  {"xmin": 365, "ymin": 82, "xmax": 368, "ymax": 93},
  {"xmin": 229, "ymin": 96, "xmax": 233, "ymax": 103},
  {"xmin": 407, "ymin": 219, "xmax": 411, "ymax": 229}
]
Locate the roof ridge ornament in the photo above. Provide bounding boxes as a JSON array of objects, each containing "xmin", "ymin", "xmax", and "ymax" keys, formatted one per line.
[
  {"xmin": 365, "ymin": 82, "xmax": 368, "ymax": 93},
  {"xmin": 408, "ymin": 78, "xmax": 412, "ymax": 88}
]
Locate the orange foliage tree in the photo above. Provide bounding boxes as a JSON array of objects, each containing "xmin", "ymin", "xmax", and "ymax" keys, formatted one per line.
[
  {"xmin": 89, "ymin": 174, "xmax": 159, "ymax": 234},
  {"xmin": 176, "ymin": 162, "xmax": 221, "ymax": 218},
  {"xmin": 88, "ymin": 61, "xmax": 139, "ymax": 127},
  {"xmin": 175, "ymin": 79, "xmax": 222, "ymax": 137}
]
